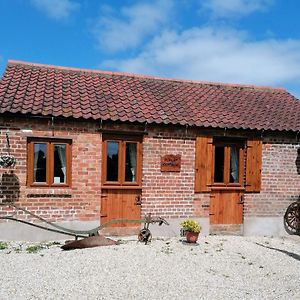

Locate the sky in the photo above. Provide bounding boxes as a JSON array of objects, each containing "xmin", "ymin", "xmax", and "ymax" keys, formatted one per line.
[{"xmin": 0, "ymin": 0, "xmax": 300, "ymax": 98}]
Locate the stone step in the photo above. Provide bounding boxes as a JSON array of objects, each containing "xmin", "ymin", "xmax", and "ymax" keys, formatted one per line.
[{"xmin": 209, "ymin": 224, "xmax": 243, "ymax": 236}]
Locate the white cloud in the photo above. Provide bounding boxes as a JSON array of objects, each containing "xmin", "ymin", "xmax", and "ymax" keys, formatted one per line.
[
  {"xmin": 101, "ymin": 27, "xmax": 300, "ymax": 88},
  {"xmin": 200, "ymin": 0, "xmax": 273, "ymax": 18},
  {"xmin": 92, "ymin": 0, "xmax": 173, "ymax": 52},
  {"xmin": 31, "ymin": 0, "xmax": 79, "ymax": 20}
]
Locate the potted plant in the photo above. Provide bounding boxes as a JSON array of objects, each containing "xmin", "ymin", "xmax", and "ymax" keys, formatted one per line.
[
  {"xmin": 180, "ymin": 219, "xmax": 201, "ymax": 243},
  {"xmin": 0, "ymin": 133, "xmax": 16, "ymax": 168},
  {"xmin": 0, "ymin": 154, "xmax": 16, "ymax": 168}
]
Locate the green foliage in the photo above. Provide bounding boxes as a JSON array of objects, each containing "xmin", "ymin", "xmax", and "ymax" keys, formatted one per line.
[
  {"xmin": 0, "ymin": 241, "xmax": 8, "ymax": 250},
  {"xmin": 26, "ymin": 244, "xmax": 44, "ymax": 254},
  {"xmin": 180, "ymin": 219, "xmax": 201, "ymax": 233},
  {"xmin": 45, "ymin": 241, "xmax": 61, "ymax": 247},
  {"xmin": 14, "ymin": 246, "xmax": 22, "ymax": 253}
]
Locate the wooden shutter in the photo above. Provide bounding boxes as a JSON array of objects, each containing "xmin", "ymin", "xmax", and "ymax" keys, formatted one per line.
[
  {"xmin": 195, "ymin": 136, "xmax": 213, "ymax": 192},
  {"xmin": 246, "ymin": 139, "xmax": 262, "ymax": 192}
]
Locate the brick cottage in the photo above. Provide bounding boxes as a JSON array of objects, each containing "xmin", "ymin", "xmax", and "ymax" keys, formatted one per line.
[{"xmin": 0, "ymin": 60, "xmax": 299, "ymax": 240}]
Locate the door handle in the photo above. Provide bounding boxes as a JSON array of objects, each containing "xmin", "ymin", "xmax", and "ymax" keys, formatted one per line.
[{"xmin": 135, "ymin": 195, "xmax": 142, "ymax": 206}]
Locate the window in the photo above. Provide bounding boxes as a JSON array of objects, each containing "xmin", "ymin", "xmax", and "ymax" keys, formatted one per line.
[
  {"xmin": 212, "ymin": 140, "xmax": 244, "ymax": 186},
  {"xmin": 27, "ymin": 139, "xmax": 71, "ymax": 187},
  {"xmin": 195, "ymin": 136, "xmax": 262, "ymax": 192},
  {"xmin": 102, "ymin": 135, "xmax": 142, "ymax": 186}
]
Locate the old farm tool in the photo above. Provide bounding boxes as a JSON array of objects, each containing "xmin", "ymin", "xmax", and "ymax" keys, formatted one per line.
[
  {"xmin": 284, "ymin": 199, "xmax": 300, "ymax": 235},
  {"xmin": 0, "ymin": 203, "xmax": 98, "ymax": 239},
  {"xmin": 62, "ymin": 214, "xmax": 168, "ymax": 249},
  {"xmin": 137, "ymin": 213, "xmax": 169, "ymax": 244},
  {"xmin": 0, "ymin": 203, "xmax": 169, "ymax": 244},
  {"xmin": 61, "ymin": 235, "xmax": 119, "ymax": 250}
]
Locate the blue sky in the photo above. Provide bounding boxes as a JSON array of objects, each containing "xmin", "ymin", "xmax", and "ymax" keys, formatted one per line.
[{"xmin": 0, "ymin": 0, "xmax": 300, "ymax": 98}]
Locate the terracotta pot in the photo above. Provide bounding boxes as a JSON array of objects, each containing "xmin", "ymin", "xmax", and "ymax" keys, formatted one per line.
[{"xmin": 186, "ymin": 231, "xmax": 199, "ymax": 243}]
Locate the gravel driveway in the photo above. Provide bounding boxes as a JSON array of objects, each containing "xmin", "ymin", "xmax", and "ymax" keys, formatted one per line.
[{"xmin": 0, "ymin": 236, "xmax": 299, "ymax": 300}]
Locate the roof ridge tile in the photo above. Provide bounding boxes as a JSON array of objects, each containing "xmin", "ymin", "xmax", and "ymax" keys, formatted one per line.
[{"xmin": 6, "ymin": 59, "xmax": 286, "ymax": 92}]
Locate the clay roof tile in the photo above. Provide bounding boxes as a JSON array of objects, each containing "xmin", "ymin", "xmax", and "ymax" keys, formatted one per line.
[{"xmin": 0, "ymin": 60, "xmax": 299, "ymax": 132}]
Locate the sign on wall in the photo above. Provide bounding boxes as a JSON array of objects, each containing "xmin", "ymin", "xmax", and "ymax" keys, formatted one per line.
[{"xmin": 161, "ymin": 154, "xmax": 181, "ymax": 172}]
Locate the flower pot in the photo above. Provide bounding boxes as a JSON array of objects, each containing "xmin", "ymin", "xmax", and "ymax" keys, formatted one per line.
[{"xmin": 186, "ymin": 231, "xmax": 199, "ymax": 243}]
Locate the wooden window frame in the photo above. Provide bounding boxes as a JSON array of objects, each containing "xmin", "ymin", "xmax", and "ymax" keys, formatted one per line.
[
  {"xmin": 27, "ymin": 138, "xmax": 72, "ymax": 187},
  {"xmin": 212, "ymin": 140, "xmax": 244, "ymax": 188},
  {"xmin": 102, "ymin": 135, "xmax": 142, "ymax": 188},
  {"xmin": 195, "ymin": 136, "xmax": 261, "ymax": 193}
]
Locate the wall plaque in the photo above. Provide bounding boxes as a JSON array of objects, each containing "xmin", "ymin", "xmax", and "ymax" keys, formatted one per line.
[{"xmin": 161, "ymin": 154, "xmax": 181, "ymax": 172}]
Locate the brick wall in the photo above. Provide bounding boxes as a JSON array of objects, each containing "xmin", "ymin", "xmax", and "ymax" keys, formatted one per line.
[
  {"xmin": 1, "ymin": 116, "xmax": 299, "ymax": 226},
  {"xmin": 193, "ymin": 194, "xmax": 210, "ymax": 217},
  {"xmin": 141, "ymin": 131, "xmax": 195, "ymax": 218},
  {"xmin": 244, "ymin": 138, "xmax": 300, "ymax": 217},
  {"xmin": 0, "ymin": 117, "xmax": 101, "ymax": 223}
]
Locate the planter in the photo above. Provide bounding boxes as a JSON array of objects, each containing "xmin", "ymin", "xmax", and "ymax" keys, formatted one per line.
[
  {"xmin": 186, "ymin": 231, "xmax": 199, "ymax": 243},
  {"xmin": 180, "ymin": 219, "xmax": 201, "ymax": 243},
  {"xmin": 0, "ymin": 155, "xmax": 16, "ymax": 168}
]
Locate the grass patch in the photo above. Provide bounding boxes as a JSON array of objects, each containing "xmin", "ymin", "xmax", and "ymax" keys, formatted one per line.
[
  {"xmin": 14, "ymin": 247, "xmax": 22, "ymax": 253},
  {"xmin": 26, "ymin": 244, "xmax": 44, "ymax": 254},
  {"xmin": 45, "ymin": 241, "xmax": 61, "ymax": 247},
  {"xmin": 0, "ymin": 241, "xmax": 8, "ymax": 250}
]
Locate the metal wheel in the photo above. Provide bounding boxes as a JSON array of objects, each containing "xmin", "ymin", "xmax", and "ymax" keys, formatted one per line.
[
  {"xmin": 284, "ymin": 202, "xmax": 300, "ymax": 235},
  {"xmin": 138, "ymin": 228, "xmax": 152, "ymax": 244}
]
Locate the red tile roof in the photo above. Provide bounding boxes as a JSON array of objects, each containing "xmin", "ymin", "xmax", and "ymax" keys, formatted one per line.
[{"xmin": 0, "ymin": 60, "xmax": 300, "ymax": 132}]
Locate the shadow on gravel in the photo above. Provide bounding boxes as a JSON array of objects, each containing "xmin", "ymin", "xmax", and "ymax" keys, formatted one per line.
[{"xmin": 255, "ymin": 242, "xmax": 300, "ymax": 262}]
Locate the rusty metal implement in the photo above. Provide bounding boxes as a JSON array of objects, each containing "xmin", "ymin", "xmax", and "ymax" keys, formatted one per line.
[
  {"xmin": 61, "ymin": 235, "xmax": 119, "ymax": 250},
  {"xmin": 0, "ymin": 203, "xmax": 169, "ymax": 243},
  {"xmin": 138, "ymin": 213, "xmax": 169, "ymax": 244}
]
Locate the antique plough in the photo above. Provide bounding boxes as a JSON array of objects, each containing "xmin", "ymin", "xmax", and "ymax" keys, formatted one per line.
[
  {"xmin": 0, "ymin": 203, "xmax": 169, "ymax": 244},
  {"xmin": 284, "ymin": 198, "xmax": 300, "ymax": 235}
]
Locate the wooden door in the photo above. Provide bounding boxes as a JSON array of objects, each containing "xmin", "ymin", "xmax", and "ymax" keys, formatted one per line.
[
  {"xmin": 101, "ymin": 189, "xmax": 141, "ymax": 234},
  {"xmin": 209, "ymin": 191, "xmax": 243, "ymax": 224},
  {"xmin": 101, "ymin": 134, "xmax": 143, "ymax": 235},
  {"xmin": 101, "ymin": 188, "xmax": 141, "ymax": 229}
]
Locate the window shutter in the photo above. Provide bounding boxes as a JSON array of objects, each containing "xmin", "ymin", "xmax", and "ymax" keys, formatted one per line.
[
  {"xmin": 246, "ymin": 139, "xmax": 262, "ymax": 192},
  {"xmin": 195, "ymin": 136, "xmax": 213, "ymax": 192}
]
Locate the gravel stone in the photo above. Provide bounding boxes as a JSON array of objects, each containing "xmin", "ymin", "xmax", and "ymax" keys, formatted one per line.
[{"xmin": 0, "ymin": 236, "xmax": 299, "ymax": 299}]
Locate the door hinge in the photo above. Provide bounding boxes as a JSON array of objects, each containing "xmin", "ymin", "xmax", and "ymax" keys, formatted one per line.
[{"xmin": 135, "ymin": 195, "xmax": 142, "ymax": 205}]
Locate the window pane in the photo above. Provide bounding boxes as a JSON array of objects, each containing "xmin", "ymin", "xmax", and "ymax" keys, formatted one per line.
[
  {"xmin": 214, "ymin": 146, "xmax": 224, "ymax": 183},
  {"xmin": 230, "ymin": 146, "xmax": 239, "ymax": 183},
  {"xmin": 107, "ymin": 141, "xmax": 119, "ymax": 181},
  {"xmin": 125, "ymin": 143, "xmax": 137, "ymax": 182},
  {"xmin": 54, "ymin": 144, "xmax": 66, "ymax": 184},
  {"xmin": 34, "ymin": 143, "xmax": 47, "ymax": 182}
]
